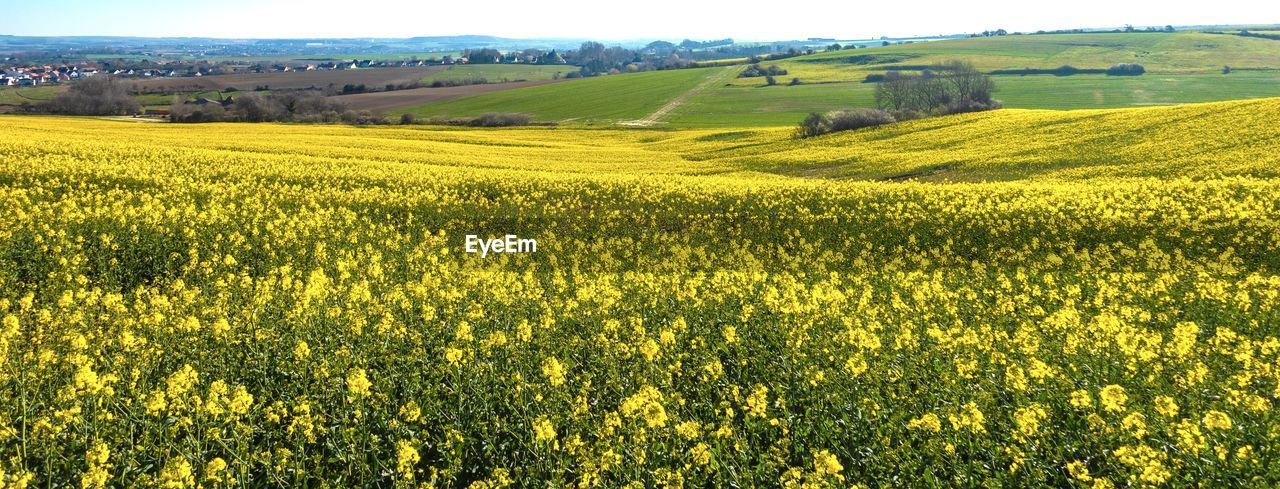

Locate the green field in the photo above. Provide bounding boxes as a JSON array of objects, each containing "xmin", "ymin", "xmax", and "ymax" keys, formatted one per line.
[
  {"xmin": 665, "ymin": 72, "xmax": 1280, "ymax": 127},
  {"xmin": 390, "ymin": 32, "xmax": 1280, "ymax": 127},
  {"xmin": 397, "ymin": 67, "xmax": 726, "ymax": 123},
  {"xmin": 0, "ymin": 86, "xmax": 62, "ymax": 106},
  {"xmin": 392, "ymin": 68, "xmax": 1280, "ymax": 127},
  {"xmin": 769, "ymin": 32, "xmax": 1280, "ymax": 84},
  {"xmin": 421, "ymin": 65, "xmax": 573, "ymax": 83}
]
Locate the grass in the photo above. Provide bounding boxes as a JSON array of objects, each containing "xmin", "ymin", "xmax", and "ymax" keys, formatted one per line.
[
  {"xmin": 774, "ymin": 32, "xmax": 1280, "ymax": 83},
  {"xmin": 389, "ymin": 32, "xmax": 1280, "ymax": 128},
  {"xmin": 991, "ymin": 72, "xmax": 1280, "ymax": 108},
  {"xmin": 665, "ymin": 82, "xmax": 876, "ymax": 127},
  {"xmin": 421, "ymin": 65, "xmax": 573, "ymax": 83},
  {"xmin": 664, "ymin": 72, "xmax": 1280, "ymax": 127},
  {"xmin": 0, "ymin": 86, "xmax": 62, "ymax": 106},
  {"xmin": 396, "ymin": 67, "xmax": 723, "ymax": 123}
]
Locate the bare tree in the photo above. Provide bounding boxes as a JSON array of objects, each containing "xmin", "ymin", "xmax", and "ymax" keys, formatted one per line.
[
  {"xmin": 231, "ymin": 93, "xmax": 286, "ymax": 122},
  {"xmin": 874, "ymin": 71, "xmax": 912, "ymax": 111},
  {"xmin": 43, "ymin": 76, "xmax": 140, "ymax": 115},
  {"xmin": 874, "ymin": 61, "xmax": 999, "ymax": 114},
  {"xmin": 940, "ymin": 60, "xmax": 995, "ymax": 105}
]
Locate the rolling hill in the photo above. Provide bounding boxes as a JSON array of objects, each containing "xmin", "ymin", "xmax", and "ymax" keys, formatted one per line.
[
  {"xmin": 768, "ymin": 31, "xmax": 1280, "ymax": 82},
  {"xmin": 395, "ymin": 67, "xmax": 732, "ymax": 123},
  {"xmin": 7, "ymin": 97, "xmax": 1275, "ymax": 181},
  {"xmin": 392, "ymin": 32, "xmax": 1280, "ymax": 126},
  {"xmin": 5, "ymin": 95, "xmax": 1280, "ymax": 487}
]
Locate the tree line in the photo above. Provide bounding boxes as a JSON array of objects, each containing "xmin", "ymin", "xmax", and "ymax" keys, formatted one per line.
[
  {"xmin": 797, "ymin": 60, "xmax": 1002, "ymax": 138},
  {"xmin": 874, "ymin": 60, "xmax": 999, "ymax": 114}
]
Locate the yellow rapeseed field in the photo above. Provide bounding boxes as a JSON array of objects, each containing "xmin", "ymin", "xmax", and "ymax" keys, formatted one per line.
[{"xmin": 1, "ymin": 99, "xmax": 1278, "ymax": 487}]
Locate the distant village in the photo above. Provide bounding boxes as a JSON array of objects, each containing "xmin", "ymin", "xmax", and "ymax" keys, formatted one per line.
[{"xmin": 0, "ymin": 54, "xmax": 552, "ymax": 87}]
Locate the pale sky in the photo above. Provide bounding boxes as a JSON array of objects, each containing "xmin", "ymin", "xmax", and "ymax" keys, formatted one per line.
[{"xmin": 4, "ymin": 0, "xmax": 1276, "ymax": 40}]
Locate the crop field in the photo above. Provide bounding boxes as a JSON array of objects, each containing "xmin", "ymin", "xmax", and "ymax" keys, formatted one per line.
[
  {"xmin": 390, "ymin": 32, "xmax": 1280, "ymax": 126},
  {"xmin": 663, "ymin": 72, "xmax": 1280, "ymax": 127},
  {"xmin": 396, "ymin": 67, "xmax": 731, "ymax": 123},
  {"xmin": 2, "ymin": 97, "xmax": 1280, "ymax": 486},
  {"xmin": 421, "ymin": 65, "xmax": 574, "ymax": 83},
  {"xmin": 772, "ymin": 32, "xmax": 1280, "ymax": 83},
  {"xmin": 128, "ymin": 67, "xmax": 447, "ymax": 93}
]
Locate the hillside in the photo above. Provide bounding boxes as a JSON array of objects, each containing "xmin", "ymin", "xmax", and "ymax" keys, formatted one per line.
[
  {"xmin": 394, "ymin": 32, "xmax": 1280, "ymax": 126},
  {"xmin": 7, "ymin": 97, "xmax": 1277, "ymax": 181},
  {"xmin": 773, "ymin": 31, "xmax": 1280, "ymax": 82},
  {"xmin": 5, "ymin": 97, "xmax": 1280, "ymax": 486},
  {"xmin": 396, "ymin": 67, "xmax": 731, "ymax": 123},
  {"xmin": 707, "ymin": 97, "xmax": 1280, "ymax": 180}
]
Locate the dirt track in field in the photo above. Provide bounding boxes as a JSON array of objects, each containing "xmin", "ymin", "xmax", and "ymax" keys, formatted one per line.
[
  {"xmin": 330, "ymin": 79, "xmax": 563, "ymax": 112},
  {"xmin": 129, "ymin": 67, "xmax": 447, "ymax": 92},
  {"xmin": 618, "ymin": 66, "xmax": 742, "ymax": 126}
]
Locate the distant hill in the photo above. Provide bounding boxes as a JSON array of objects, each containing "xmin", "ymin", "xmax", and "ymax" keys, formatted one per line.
[
  {"xmin": 402, "ymin": 35, "xmax": 588, "ymax": 50},
  {"xmin": 776, "ymin": 31, "xmax": 1280, "ymax": 80}
]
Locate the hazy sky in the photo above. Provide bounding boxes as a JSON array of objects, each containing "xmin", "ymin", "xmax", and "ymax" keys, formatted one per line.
[{"xmin": 4, "ymin": 0, "xmax": 1276, "ymax": 40}]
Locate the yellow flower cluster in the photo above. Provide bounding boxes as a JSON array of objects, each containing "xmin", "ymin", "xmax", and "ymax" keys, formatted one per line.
[{"xmin": 1, "ymin": 108, "xmax": 1279, "ymax": 486}]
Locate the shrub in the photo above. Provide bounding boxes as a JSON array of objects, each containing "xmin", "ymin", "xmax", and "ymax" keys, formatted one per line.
[
  {"xmin": 400, "ymin": 113, "xmax": 418, "ymax": 125},
  {"xmin": 827, "ymin": 109, "xmax": 897, "ymax": 132},
  {"xmin": 795, "ymin": 109, "xmax": 896, "ymax": 138},
  {"xmin": 789, "ymin": 78, "xmax": 802, "ymax": 86},
  {"xmin": 795, "ymin": 112, "xmax": 832, "ymax": 138},
  {"xmin": 340, "ymin": 110, "xmax": 389, "ymax": 125},
  {"xmin": 1106, "ymin": 63, "xmax": 1145, "ymax": 76},
  {"xmin": 43, "ymin": 76, "xmax": 140, "ymax": 116},
  {"xmin": 430, "ymin": 77, "xmax": 488, "ymax": 88},
  {"xmin": 940, "ymin": 99, "xmax": 1003, "ymax": 115},
  {"xmin": 765, "ymin": 76, "xmax": 778, "ymax": 86},
  {"xmin": 341, "ymin": 84, "xmax": 368, "ymax": 94},
  {"xmin": 863, "ymin": 74, "xmax": 886, "ymax": 83},
  {"xmin": 739, "ymin": 64, "xmax": 788, "ymax": 78},
  {"xmin": 469, "ymin": 113, "xmax": 533, "ymax": 127},
  {"xmin": 169, "ymin": 103, "xmax": 226, "ymax": 123},
  {"xmin": 231, "ymin": 93, "xmax": 287, "ymax": 122},
  {"xmin": 890, "ymin": 109, "xmax": 928, "ymax": 121}
]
